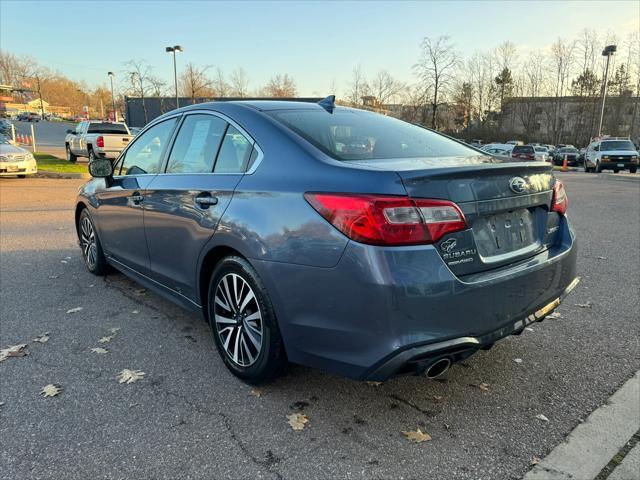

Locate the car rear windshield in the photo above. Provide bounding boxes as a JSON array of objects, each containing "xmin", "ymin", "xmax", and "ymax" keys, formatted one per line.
[
  {"xmin": 512, "ymin": 146, "xmax": 534, "ymax": 153},
  {"xmin": 267, "ymin": 109, "xmax": 479, "ymax": 160},
  {"xmin": 534, "ymin": 147, "xmax": 547, "ymax": 152},
  {"xmin": 87, "ymin": 123, "xmax": 129, "ymax": 134},
  {"xmin": 601, "ymin": 140, "xmax": 635, "ymax": 151},
  {"xmin": 558, "ymin": 147, "xmax": 578, "ymax": 153}
]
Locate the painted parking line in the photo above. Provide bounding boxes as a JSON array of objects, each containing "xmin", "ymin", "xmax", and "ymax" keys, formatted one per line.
[
  {"xmin": 608, "ymin": 443, "xmax": 640, "ymax": 480},
  {"xmin": 524, "ymin": 371, "xmax": 640, "ymax": 480}
]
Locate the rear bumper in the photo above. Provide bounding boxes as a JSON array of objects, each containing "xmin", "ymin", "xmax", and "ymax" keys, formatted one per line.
[{"xmin": 252, "ymin": 216, "xmax": 577, "ymax": 380}]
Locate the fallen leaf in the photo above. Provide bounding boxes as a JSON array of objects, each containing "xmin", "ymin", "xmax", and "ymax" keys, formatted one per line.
[
  {"xmin": 65, "ymin": 256, "xmax": 71, "ymax": 260},
  {"xmin": 48, "ymin": 274, "xmax": 60, "ymax": 279},
  {"xmin": 546, "ymin": 311, "xmax": 562, "ymax": 319},
  {"xmin": 595, "ymin": 256, "xmax": 607, "ymax": 260},
  {"xmin": 90, "ymin": 347, "xmax": 108, "ymax": 354},
  {"xmin": 249, "ymin": 389, "xmax": 263, "ymax": 398},
  {"xmin": 514, "ymin": 358, "xmax": 523, "ymax": 364},
  {"xmin": 60, "ymin": 260, "xmax": 68, "ymax": 264},
  {"xmin": 286, "ymin": 413, "xmax": 309, "ymax": 431},
  {"xmin": 531, "ymin": 457, "xmax": 541, "ymax": 465},
  {"xmin": 366, "ymin": 381, "xmax": 383, "ymax": 387},
  {"xmin": 134, "ymin": 288, "xmax": 147, "ymax": 295},
  {"xmin": 132, "ymin": 310, "xmax": 139, "ymax": 314},
  {"xmin": 535, "ymin": 414, "xmax": 549, "ymax": 422},
  {"xmin": 88, "ymin": 284, "xmax": 94, "ymax": 288},
  {"xmin": 117, "ymin": 369, "xmax": 145, "ymax": 384},
  {"xmin": 574, "ymin": 302, "xmax": 592, "ymax": 309},
  {"xmin": 433, "ymin": 395, "xmax": 444, "ymax": 401},
  {"xmin": 32, "ymin": 333, "xmax": 50, "ymax": 343},
  {"xmin": 66, "ymin": 307, "xmax": 82, "ymax": 314},
  {"xmin": 0, "ymin": 402, "xmax": 4, "ymax": 407},
  {"xmin": 525, "ymin": 327, "xmax": 535, "ymax": 332},
  {"xmin": 40, "ymin": 384, "xmax": 62, "ymax": 398},
  {"xmin": 479, "ymin": 383, "xmax": 490, "ymax": 392},
  {"xmin": 0, "ymin": 344, "xmax": 28, "ymax": 362},
  {"xmin": 98, "ymin": 335, "xmax": 114, "ymax": 344},
  {"xmin": 402, "ymin": 428, "xmax": 432, "ymax": 443},
  {"xmin": 109, "ymin": 327, "xmax": 120, "ymax": 334}
]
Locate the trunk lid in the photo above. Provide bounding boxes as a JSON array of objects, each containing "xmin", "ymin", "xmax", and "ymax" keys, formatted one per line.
[{"xmin": 351, "ymin": 157, "xmax": 557, "ymax": 276}]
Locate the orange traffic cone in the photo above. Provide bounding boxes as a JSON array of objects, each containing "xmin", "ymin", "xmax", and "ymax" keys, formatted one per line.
[
  {"xmin": 562, "ymin": 155, "xmax": 568, "ymax": 172},
  {"xmin": 18, "ymin": 133, "xmax": 24, "ymax": 144}
]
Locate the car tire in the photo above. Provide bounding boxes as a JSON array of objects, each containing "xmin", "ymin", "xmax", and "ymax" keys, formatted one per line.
[
  {"xmin": 208, "ymin": 256, "xmax": 286, "ymax": 384},
  {"xmin": 88, "ymin": 147, "xmax": 97, "ymax": 163},
  {"xmin": 17, "ymin": 174, "xmax": 26, "ymax": 178},
  {"xmin": 595, "ymin": 161, "xmax": 602, "ymax": 173},
  {"xmin": 630, "ymin": 167, "xmax": 637, "ymax": 174},
  {"xmin": 613, "ymin": 169, "xmax": 619, "ymax": 173},
  {"xmin": 78, "ymin": 208, "xmax": 108, "ymax": 275},
  {"xmin": 66, "ymin": 145, "xmax": 77, "ymax": 162}
]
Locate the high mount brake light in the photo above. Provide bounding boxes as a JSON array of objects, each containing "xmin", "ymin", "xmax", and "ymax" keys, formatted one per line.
[
  {"xmin": 551, "ymin": 180, "xmax": 568, "ymax": 215},
  {"xmin": 304, "ymin": 193, "xmax": 467, "ymax": 246}
]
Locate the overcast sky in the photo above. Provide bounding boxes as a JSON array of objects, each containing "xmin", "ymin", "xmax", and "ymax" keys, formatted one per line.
[{"xmin": 1, "ymin": 0, "xmax": 638, "ymax": 96}]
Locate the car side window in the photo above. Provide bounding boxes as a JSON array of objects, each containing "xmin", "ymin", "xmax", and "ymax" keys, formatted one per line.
[
  {"xmin": 166, "ymin": 114, "xmax": 227, "ymax": 173},
  {"xmin": 119, "ymin": 118, "xmax": 178, "ymax": 176},
  {"xmin": 76, "ymin": 122, "xmax": 84, "ymax": 134},
  {"xmin": 214, "ymin": 125, "xmax": 253, "ymax": 173}
]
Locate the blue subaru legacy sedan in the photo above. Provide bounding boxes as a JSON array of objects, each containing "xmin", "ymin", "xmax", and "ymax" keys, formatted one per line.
[{"xmin": 76, "ymin": 98, "xmax": 578, "ymax": 384}]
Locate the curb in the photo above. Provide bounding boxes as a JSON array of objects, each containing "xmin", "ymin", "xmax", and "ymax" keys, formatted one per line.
[
  {"xmin": 35, "ymin": 170, "xmax": 90, "ymax": 180},
  {"xmin": 523, "ymin": 371, "xmax": 640, "ymax": 480}
]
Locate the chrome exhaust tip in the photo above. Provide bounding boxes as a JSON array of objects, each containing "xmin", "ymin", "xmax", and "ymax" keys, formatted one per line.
[{"xmin": 425, "ymin": 357, "xmax": 452, "ymax": 379}]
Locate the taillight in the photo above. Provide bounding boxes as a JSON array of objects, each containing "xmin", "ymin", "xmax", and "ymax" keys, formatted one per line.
[
  {"xmin": 511, "ymin": 153, "xmax": 518, "ymax": 158},
  {"xmin": 527, "ymin": 154, "xmax": 535, "ymax": 160},
  {"xmin": 551, "ymin": 180, "xmax": 568, "ymax": 215},
  {"xmin": 96, "ymin": 136, "xmax": 104, "ymax": 148},
  {"xmin": 304, "ymin": 193, "xmax": 467, "ymax": 246}
]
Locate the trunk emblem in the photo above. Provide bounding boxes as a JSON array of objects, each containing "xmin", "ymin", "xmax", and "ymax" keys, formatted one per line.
[
  {"xmin": 509, "ymin": 177, "xmax": 527, "ymax": 194},
  {"xmin": 441, "ymin": 238, "xmax": 457, "ymax": 253}
]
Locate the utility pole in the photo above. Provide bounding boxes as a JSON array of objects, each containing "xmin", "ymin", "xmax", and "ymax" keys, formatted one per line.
[
  {"xmin": 108, "ymin": 72, "xmax": 116, "ymax": 121},
  {"xmin": 598, "ymin": 45, "xmax": 617, "ymax": 137},
  {"xmin": 165, "ymin": 45, "xmax": 183, "ymax": 109}
]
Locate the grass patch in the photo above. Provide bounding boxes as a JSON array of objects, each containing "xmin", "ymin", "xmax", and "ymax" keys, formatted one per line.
[{"xmin": 34, "ymin": 153, "xmax": 87, "ymax": 173}]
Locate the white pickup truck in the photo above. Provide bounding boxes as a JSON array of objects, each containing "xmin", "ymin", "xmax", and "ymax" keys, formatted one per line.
[{"xmin": 65, "ymin": 121, "xmax": 133, "ymax": 162}]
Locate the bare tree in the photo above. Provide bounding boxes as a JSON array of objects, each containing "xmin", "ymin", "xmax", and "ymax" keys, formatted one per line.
[
  {"xmin": 261, "ymin": 73, "xmax": 297, "ymax": 97},
  {"xmin": 179, "ymin": 62, "xmax": 214, "ymax": 100},
  {"xmin": 413, "ymin": 35, "xmax": 460, "ymax": 129},
  {"xmin": 370, "ymin": 70, "xmax": 405, "ymax": 106},
  {"xmin": 346, "ymin": 65, "xmax": 370, "ymax": 106},
  {"xmin": 400, "ymin": 83, "xmax": 431, "ymax": 124},
  {"xmin": 466, "ymin": 51, "xmax": 497, "ymax": 124},
  {"xmin": 549, "ymin": 38, "xmax": 576, "ymax": 144},
  {"xmin": 212, "ymin": 67, "xmax": 229, "ymax": 97},
  {"xmin": 229, "ymin": 67, "xmax": 250, "ymax": 97},
  {"xmin": 124, "ymin": 59, "xmax": 155, "ymax": 123}
]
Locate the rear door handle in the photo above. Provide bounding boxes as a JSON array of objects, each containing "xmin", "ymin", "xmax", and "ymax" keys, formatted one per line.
[
  {"xmin": 131, "ymin": 192, "xmax": 144, "ymax": 204},
  {"xmin": 195, "ymin": 193, "xmax": 218, "ymax": 208}
]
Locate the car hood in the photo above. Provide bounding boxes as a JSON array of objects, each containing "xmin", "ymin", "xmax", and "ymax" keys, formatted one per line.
[
  {"xmin": 0, "ymin": 144, "xmax": 30, "ymax": 155},
  {"xmin": 601, "ymin": 150, "xmax": 639, "ymax": 155}
]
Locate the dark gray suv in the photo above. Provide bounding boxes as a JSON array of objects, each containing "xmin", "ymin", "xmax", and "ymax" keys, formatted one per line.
[{"xmin": 76, "ymin": 99, "xmax": 578, "ymax": 383}]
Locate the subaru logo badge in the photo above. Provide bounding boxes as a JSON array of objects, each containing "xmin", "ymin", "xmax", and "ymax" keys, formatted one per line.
[
  {"xmin": 441, "ymin": 238, "xmax": 457, "ymax": 253},
  {"xmin": 509, "ymin": 177, "xmax": 527, "ymax": 194}
]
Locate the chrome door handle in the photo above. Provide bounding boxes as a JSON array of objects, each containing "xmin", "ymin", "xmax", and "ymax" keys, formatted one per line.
[
  {"xmin": 195, "ymin": 196, "xmax": 218, "ymax": 207},
  {"xmin": 131, "ymin": 194, "xmax": 144, "ymax": 203}
]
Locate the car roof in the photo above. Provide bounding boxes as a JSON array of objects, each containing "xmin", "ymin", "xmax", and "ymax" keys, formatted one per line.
[{"xmin": 179, "ymin": 99, "xmax": 326, "ymax": 114}]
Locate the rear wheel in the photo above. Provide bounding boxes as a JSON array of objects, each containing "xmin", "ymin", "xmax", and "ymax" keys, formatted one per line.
[
  {"xmin": 88, "ymin": 147, "xmax": 97, "ymax": 163},
  {"xmin": 630, "ymin": 167, "xmax": 637, "ymax": 174},
  {"xmin": 78, "ymin": 209, "xmax": 108, "ymax": 275},
  {"xmin": 66, "ymin": 144, "xmax": 77, "ymax": 162},
  {"xmin": 613, "ymin": 169, "xmax": 619, "ymax": 173},
  {"xmin": 208, "ymin": 256, "xmax": 285, "ymax": 384}
]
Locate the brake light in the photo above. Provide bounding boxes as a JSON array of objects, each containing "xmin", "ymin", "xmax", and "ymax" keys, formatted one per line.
[
  {"xmin": 551, "ymin": 180, "xmax": 568, "ymax": 215},
  {"xmin": 526, "ymin": 154, "xmax": 535, "ymax": 160},
  {"xmin": 96, "ymin": 136, "xmax": 104, "ymax": 148},
  {"xmin": 304, "ymin": 193, "xmax": 467, "ymax": 245}
]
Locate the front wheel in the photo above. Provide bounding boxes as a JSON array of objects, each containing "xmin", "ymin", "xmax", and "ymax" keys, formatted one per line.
[
  {"xmin": 595, "ymin": 161, "xmax": 602, "ymax": 173},
  {"xmin": 78, "ymin": 209, "xmax": 108, "ymax": 275},
  {"xmin": 66, "ymin": 145, "xmax": 77, "ymax": 162},
  {"xmin": 208, "ymin": 256, "xmax": 286, "ymax": 384}
]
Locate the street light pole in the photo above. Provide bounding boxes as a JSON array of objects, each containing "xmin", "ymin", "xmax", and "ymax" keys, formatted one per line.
[
  {"xmin": 108, "ymin": 72, "xmax": 116, "ymax": 121},
  {"xmin": 165, "ymin": 45, "xmax": 183, "ymax": 109},
  {"xmin": 598, "ymin": 44, "xmax": 617, "ymax": 137}
]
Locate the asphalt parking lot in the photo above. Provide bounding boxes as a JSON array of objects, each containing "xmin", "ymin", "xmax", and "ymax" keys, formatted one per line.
[{"xmin": 0, "ymin": 172, "xmax": 638, "ymax": 480}]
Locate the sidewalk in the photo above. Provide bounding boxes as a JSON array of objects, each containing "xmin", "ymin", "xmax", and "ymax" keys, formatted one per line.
[{"xmin": 524, "ymin": 371, "xmax": 640, "ymax": 480}]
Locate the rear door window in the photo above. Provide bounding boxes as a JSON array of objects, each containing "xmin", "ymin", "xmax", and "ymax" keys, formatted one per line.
[
  {"xmin": 166, "ymin": 114, "xmax": 227, "ymax": 173},
  {"xmin": 87, "ymin": 123, "xmax": 129, "ymax": 134},
  {"xmin": 214, "ymin": 125, "xmax": 253, "ymax": 173}
]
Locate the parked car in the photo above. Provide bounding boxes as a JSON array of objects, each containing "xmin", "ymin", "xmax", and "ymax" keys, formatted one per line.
[
  {"xmin": 129, "ymin": 127, "xmax": 142, "ymax": 136},
  {"xmin": 480, "ymin": 143, "xmax": 513, "ymax": 159},
  {"xmin": 0, "ymin": 119, "xmax": 12, "ymax": 137},
  {"xmin": 76, "ymin": 99, "xmax": 578, "ymax": 384},
  {"xmin": 506, "ymin": 140, "xmax": 524, "ymax": 146},
  {"xmin": 584, "ymin": 137, "xmax": 639, "ymax": 173},
  {"xmin": 510, "ymin": 144, "xmax": 536, "ymax": 161},
  {"xmin": 552, "ymin": 147, "xmax": 580, "ymax": 166},
  {"xmin": 534, "ymin": 146, "xmax": 550, "ymax": 162},
  {"xmin": 65, "ymin": 121, "xmax": 133, "ymax": 162},
  {"xmin": 0, "ymin": 136, "xmax": 37, "ymax": 177}
]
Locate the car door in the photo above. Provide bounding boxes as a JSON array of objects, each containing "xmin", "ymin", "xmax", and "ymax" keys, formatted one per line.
[
  {"xmin": 143, "ymin": 113, "xmax": 255, "ymax": 301},
  {"xmin": 71, "ymin": 122, "xmax": 85, "ymax": 154},
  {"xmin": 95, "ymin": 117, "xmax": 179, "ymax": 275}
]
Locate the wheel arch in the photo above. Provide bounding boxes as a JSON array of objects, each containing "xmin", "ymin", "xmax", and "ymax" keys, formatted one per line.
[
  {"xmin": 198, "ymin": 245, "xmax": 246, "ymax": 323},
  {"xmin": 74, "ymin": 201, "xmax": 88, "ymax": 236}
]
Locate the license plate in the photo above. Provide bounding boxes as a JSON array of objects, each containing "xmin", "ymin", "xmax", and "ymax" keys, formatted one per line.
[
  {"xmin": 618, "ymin": 163, "xmax": 625, "ymax": 167},
  {"xmin": 7, "ymin": 165, "xmax": 18, "ymax": 172}
]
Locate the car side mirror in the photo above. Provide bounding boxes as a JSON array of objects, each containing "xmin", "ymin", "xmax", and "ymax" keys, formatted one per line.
[
  {"xmin": 66, "ymin": 129, "xmax": 74, "ymax": 134},
  {"xmin": 88, "ymin": 157, "xmax": 114, "ymax": 179}
]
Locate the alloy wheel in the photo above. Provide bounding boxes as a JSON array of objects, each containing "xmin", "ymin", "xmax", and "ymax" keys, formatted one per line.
[
  {"xmin": 80, "ymin": 216, "xmax": 97, "ymax": 269},
  {"xmin": 214, "ymin": 273, "xmax": 263, "ymax": 367}
]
